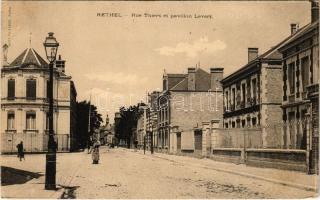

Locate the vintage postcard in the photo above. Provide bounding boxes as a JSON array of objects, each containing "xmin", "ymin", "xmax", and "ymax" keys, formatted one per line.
[{"xmin": 1, "ymin": 0, "xmax": 319, "ymax": 199}]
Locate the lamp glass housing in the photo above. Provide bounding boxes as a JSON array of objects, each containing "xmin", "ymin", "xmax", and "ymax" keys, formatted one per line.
[{"xmin": 43, "ymin": 32, "xmax": 59, "ymax": 62}]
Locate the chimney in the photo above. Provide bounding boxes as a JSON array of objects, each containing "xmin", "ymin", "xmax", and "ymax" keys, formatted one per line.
[
  {"xmin": 311, "ymin": 0, "xmax": 319, "ymax": 23},
  {"xmin": 248, "ymin": 48, "xmax": 258, "ymax": 63},
  {"xmin": 187, "ymin": 67, "xmax": 196, "ymax": 91},
  {"xmin": 210, "ymin": 68, "xmax": 224, "ymax": 92},
  {"xmin": 290, "ymin": 23, "xmax": 299, "ymax": 35},
  {"xmin": 55, "ymin": 54, "xmax": 65, "ymax": 73}
]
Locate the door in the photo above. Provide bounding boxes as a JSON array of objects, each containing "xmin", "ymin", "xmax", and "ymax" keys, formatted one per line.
[
  {"xmin": 194, "ymin": 130, "xmax": 202, "ymax": 151},
  {"xmin": 177, "ymin": 133, "xmax": 181, "ymax": 151}
]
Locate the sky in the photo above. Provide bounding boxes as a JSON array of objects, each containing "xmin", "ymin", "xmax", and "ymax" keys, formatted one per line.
[{"xmin": 1, "ymin": 1, "xmax": 310, "ymax": 123}]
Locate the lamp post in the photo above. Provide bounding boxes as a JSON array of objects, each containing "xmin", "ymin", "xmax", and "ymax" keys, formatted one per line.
[{"xmin": 43, "ymin": 32, "xmax": 59, "ymax": 190}]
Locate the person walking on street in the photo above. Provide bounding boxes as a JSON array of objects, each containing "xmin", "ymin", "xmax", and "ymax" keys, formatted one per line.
[
  {"xmin": 92, "ymin": 140, "xmax": 100, "ymax": 164},
  {"xmin": 16, "ymin": 141, "xmax": 25, "ymax": 161}
]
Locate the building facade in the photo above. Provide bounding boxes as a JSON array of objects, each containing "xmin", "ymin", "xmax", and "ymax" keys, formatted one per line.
[
  {"xmin": 147, "ymin": 91, "xmax": 160, "ymax": 151},
  {"xmin": 158, "ymin": 67, "xmax": 224, "ymax": 154},
  {"xmin": 1, "ymin": 47, "xmax": 77, "ymax": 152},
  {"xmin": 220, "ymin": 23, "xmax": 311, "ymax": 148},
  {"xmin": 136, "ymin": 104, "xmax": 147, "ymax": 149},
  {"xmin": 279, "ymin": 1, "xmax": 319, "ymax": 172}
]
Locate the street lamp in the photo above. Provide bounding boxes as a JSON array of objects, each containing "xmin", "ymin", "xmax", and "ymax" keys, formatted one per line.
[{"xmin": 43, "ymin": 32, "xmax": 59, "ymax": 190}]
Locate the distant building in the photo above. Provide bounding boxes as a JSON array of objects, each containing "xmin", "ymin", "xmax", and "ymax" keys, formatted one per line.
[
  {"xmin": 1, "ymin": 47, "xmax": 77, "ymax": 152},
  {"xmin": 136, "ymin": 104, "xmax": 147, "ymax": 149},
  {"xmin": 158, "ymin": 67, "xmax": 224, "ymax": 154},
  {"xmin": 147, "ymin": 91, "xmax": 160, "ymax": 151},
  {"xmin": 99, "ymin": 114, "xmax": 113, "ymax": 145},
  {"xmin": 278, "ymin": 1, "xmax": 319, "ymax": 173}
]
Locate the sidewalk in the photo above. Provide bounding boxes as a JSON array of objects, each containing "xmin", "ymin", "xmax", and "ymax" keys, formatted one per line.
[
  {"xmin": 1, "ymin": 153, "xmax": 78, "ymax": 199},
  {"xmin": 131, "ymin": 148, "xmax": 319, "ymax": 192}
]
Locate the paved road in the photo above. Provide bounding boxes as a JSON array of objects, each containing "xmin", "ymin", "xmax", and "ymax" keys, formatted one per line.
[{"xmin": 1, "ymin": 147, "xmax": 317, "ymax": 198}]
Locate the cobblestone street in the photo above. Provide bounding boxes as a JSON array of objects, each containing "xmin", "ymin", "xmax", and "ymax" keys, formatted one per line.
[{"xmin": 1, "ymin": 146, "xmax": 318, "ymax": 199}]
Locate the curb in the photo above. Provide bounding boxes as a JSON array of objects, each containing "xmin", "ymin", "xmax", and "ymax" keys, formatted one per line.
[{"xmin": 130, "ymin": 150, "xmax": 318, "ymax": 192}]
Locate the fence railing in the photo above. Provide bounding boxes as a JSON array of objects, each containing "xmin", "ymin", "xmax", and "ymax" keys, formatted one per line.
[{"xmin": 213, "ymin": 119, "xmax": 314, "ymax": 150}]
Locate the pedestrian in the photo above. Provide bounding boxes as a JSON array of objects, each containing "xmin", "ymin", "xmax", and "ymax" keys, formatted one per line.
[
  {"xmin": 87, "ymin": 140, "xmax": 92, "ymax": 154},
  {"xmin": 134, "ymin": 140, "xmax": 138, "ymax": 152},
  {"xmin": 16, "ymin": 141, "xmax": 25, "ymax": 161},
  {"xmin": 92, "ymin": 140, "xmax": 100, "ymax": 164}
]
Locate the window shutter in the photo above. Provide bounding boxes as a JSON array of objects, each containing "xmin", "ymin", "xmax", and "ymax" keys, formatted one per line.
[
  {"xmin": 27, "ymin": 80, "xmax": 36, "ymax": 99},
  {"xmin": 7, "ymin": 80, "xmax": 15, "ymax": 99}
]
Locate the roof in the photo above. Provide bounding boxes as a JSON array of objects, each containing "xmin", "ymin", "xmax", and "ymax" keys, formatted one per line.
[
  {"xmin": 221, "ymin": 22, "xmax": 312, "ymax": 84},
  {"xmin": 169, "ymin": 68, "xmax": 211, "ymax": 91},
  {"xmin": 279, "ymin": 20, "xmax": 319, "ymax": 53},
  {"xmin": 167, "ymin": 73, "xmax": 186, "ymax": 90},
  {"xmin": 9, "ymin": 48, "xmax": 48, "ymax": 67}
]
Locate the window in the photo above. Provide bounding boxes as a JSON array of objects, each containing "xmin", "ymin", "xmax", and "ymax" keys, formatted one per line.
[
  {"xmin": 225, "ymin": 91, "xmax": 229, "ymax": 110},
  {"xmin": 252, "ymin": 117, "xmax": 257, "ymax": 126},
  {"xmin": 301, "ymin": 57, "xmax": 310, "ymax": 91},
  {"xmin": 225, "ymin": 123, "xmax": 228, "ymax": 128},
  {"xmin": 7, "ymin": 112, "xmax": 15, "ymax": 130},
  {"xmin": 26, "ymin": 79, "xmax": 36, "ymax": 99},
  {"xmin": 252, "ymin": 78, "xmax": 257, "ymax": 100},
  {"xmin": 288, "ymin": 63, "xmax": 295, "ymax": 94},
  {"xmin": 247, "ymin": 117, "xmax": 251, "ymax": 128},
  {"xmin": 7, "ymin": 79, "xmax": 15, "ymax": 99},
  {"xmin": 241, "ymin": 120, "xmax": 246, "ymax": 128},
  {"xmin": 26, "ymin": 112, "xmax": 36, "ymax": 130},
  {"xmin": 232, "ymin": 88, "xmax": 235, "ymax": 109},
  {"xmin": 242, "ymin": 83, "xmax": 246, "ymax": 106}
]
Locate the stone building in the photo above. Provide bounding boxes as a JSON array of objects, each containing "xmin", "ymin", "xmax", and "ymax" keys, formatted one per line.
[
  {"xmin": 278, "ymin": 1, "xmax": 319, "ymax": 173},
  {"xmin": 147, "ymin": 91, "xmax": 160, "ymax": 151},
  {"xmin": 1, "ymin": 46, "xmax": 77, "ymax": 152},
  {"xmin": 158, "ymin": 67, "xmax": 224, "ymax": 154},
  {"xmin": 136, "ymin": 104, "xmax": 147, "ymax": 149},
  {"xmin": 220, "ymin": 23, "xmax": 310, "ymax": 148}
]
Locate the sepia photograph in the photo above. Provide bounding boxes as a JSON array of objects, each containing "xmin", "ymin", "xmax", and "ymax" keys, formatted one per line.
[{"xmin": 0, "ymin": 0, "xmax": 319, "ymax": 199}]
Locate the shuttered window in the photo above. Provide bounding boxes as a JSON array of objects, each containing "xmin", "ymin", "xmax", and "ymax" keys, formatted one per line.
[
  {"xmin": 7, "ymin": 79, "xmax": 15, "ymax": 99},
  {"xmin": 26, "ymin": 79, "xmax": 36, "ymax": 99}
]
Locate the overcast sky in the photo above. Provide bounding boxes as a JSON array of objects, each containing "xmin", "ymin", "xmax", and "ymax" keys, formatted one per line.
[{"xmin": 1, "ymin": 1, "xmax": 310, "ymax": 123}]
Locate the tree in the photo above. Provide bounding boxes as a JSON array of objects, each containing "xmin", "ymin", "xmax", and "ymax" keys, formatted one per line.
[
  {"xmin": 115, "ymin": 103, "xmax": 145, "ymax": 148},
  {"xmin": 75, "ymin": 100, "xmax": 103, "ymax": 149}
]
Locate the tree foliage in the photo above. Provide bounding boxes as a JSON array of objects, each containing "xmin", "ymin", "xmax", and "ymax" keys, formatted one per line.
[
  {"xmin": 115, "ymin": 103, "xmax": 145, "ymax": 148},
  {"xmin": 75, "ymin": 100, "xmax": 103, "ymax": 149}
]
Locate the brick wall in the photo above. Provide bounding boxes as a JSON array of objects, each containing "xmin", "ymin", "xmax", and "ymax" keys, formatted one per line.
[
  {"xmin": 170, "ymin": 91, "xmax": 223, "ymax": 130},
  {"xmin": 260, "ymin": 63, "xmax": 283, "ymax": 148}
]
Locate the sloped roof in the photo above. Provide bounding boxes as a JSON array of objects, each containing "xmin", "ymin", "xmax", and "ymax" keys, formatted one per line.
[
  {"xmin": 9, "ymin": 48, "xmax": 48, "ymax": 67},
  {"xmin": 170, "ymin": 68, "xmax": 211, "ymax": 91},
  {"xmin": 167, "ymin": 73, "xmax": 186, "ymax": 90},
  {"xmin": 221, "ymin": 22, "xmax": 312, "ymax": 83},
  {"xmin": 279, "ymin": 21, "xmax": 319, "ymax": 52}
]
